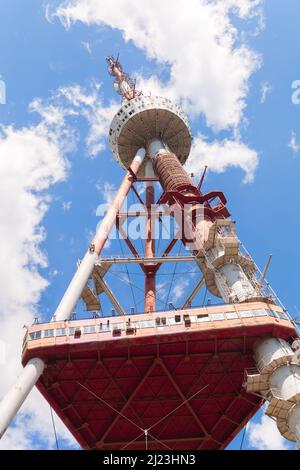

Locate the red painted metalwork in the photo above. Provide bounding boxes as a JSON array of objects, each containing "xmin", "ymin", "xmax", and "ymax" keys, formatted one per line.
[
  {"xmin": 144, "ymin": 181, "xmax": 156, "ymax": 313},
  {"xmin": 23, "ymin": 312, "xmax": 296, "ymax": 450},
  {"xmin": 154, "ymin": 151, "xmax": 229, "ymax": 221},
  {"xmin": 131, "ymin": 184, "xmax": 146, "ymax": 208},
  {"xmin": 197, "ymin": 165, "xmax": 208, "ymax": 192},
  {"xmin": 91, "ymin": 157, "xmax": 143, "ymax": 256}
]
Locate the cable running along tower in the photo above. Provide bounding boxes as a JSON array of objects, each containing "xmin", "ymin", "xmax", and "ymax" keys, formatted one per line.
[{"xmin": 0, "ymin": 57, "xmax": 300, "ymax": 450}]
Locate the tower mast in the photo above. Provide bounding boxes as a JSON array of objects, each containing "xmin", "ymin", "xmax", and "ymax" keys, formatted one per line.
[{"xmin": 0, "ymin": 56, "xmax": 299, "ymax": 449}]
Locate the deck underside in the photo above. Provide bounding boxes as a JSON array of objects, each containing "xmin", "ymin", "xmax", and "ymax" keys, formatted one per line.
[{"xmin": 22, "ymin": 305, "xmax": 296, "ymax": 450}]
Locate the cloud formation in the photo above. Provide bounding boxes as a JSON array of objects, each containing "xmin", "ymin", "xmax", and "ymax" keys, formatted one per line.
[
  {"xmin": 0, "ymin": 100, "xmax": 77, "ymax": 449},
  {"xmin": 48, "ymin": 0, "xmax": 262, "ymax": 181},
  {"xmin": 247, "ymin": 411, "xmax": 290, "ymax": 450},
  {"xmin": 57, "ymin": 83, "xmax": 119, "ymax": 157},
  {"xmin": 260, "ymin": 80, "xmax": 272, "ymax": 104},
  {"xmin": 49, "ymin": 0, "xmax": 262, "ymax": 131},
  {"xmin": 186, "ymin": 135, "xmax": 259, "ymax": 183},
  {"xmin": 0, "ymin": 81, "xmax": 116, "ymax": 449},
  {"xmin": 288, "ymin": 130, "xmax": 300, "ymax": 155}
]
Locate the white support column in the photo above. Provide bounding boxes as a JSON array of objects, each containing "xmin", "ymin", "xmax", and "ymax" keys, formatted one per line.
[
  {"xmin": 182, "ymin": 276, "xmax": 205, "ymax": 308},
  {"xmin": 0, "ymin": 358, "xmax": 44, "ymax": 438},
  {"xmin": 53, "ymin": 147, "xmax": 145, "ymax": 322},
  {"xmin": 0, "ymin": 148, "xmax": 146, "ymax": 440},
  {"xmin": 148, "ymin": 138, "xmax": 167, "ymax": 160},
  {"xmin": 93, "ymin": 274, "xmax": 125, "ymax": 316}
]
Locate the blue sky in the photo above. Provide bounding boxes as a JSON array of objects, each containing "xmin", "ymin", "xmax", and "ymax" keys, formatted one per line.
[{"xmin": 0, "ymin": 0, "xmax": 300, "ymax": 450}]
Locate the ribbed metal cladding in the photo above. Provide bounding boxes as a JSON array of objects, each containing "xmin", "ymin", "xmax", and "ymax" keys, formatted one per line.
[{"xmin": 154, "ymin": 152, "xmax": 194, "ymax": 192}]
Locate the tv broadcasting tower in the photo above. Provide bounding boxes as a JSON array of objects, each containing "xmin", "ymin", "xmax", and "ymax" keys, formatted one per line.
[{"xmin": 0, "ymin": 56, "xmax": 299, "ymax": 450}]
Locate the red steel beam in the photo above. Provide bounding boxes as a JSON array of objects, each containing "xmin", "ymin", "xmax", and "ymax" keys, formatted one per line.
[
  {"xmin": 158, "ymin": 359, "xmax": 210, "ymax": 438},
  {"xmin": 96, "ymin": 359, "xmax": 158, "ymax": 448},
  {"xmin": 101, "ymin": 435, "xmax": 205, "ymax": 448},
  {"xmin": 144, "ymin": 179, "xmax": 156, "ymax": 313},
  {"xmin": 117, "ymin": 224, "xmax": 146, "ymax": 274},
  {"xmin": 131, "ymin": 184, "xmax": 146, "ymax": 208}
]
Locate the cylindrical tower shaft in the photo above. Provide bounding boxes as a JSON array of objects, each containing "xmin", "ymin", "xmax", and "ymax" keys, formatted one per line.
[
  {"xmin": 154, "ymin": 152, "xmax": 195, "ymax": 193},
  {"xmin": 148, "ymin": 139, "xmax": 256, "ymax": 304},
  {"xmin": 0, "ymin": 358, "xmax": 44, "ymax": 438}
]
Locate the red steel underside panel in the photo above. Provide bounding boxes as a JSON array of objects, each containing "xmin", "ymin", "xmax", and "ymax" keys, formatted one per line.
[{"xmin": 28, "ymin": 324, "xmax": 292, "ymax": 450}]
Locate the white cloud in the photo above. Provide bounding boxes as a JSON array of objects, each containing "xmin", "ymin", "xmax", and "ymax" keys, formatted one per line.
[
  {"xmin": 48, "ymin": 0, "xmax": 262, "ymax": 182},
  {"xmin": 288, "ymin": 130, "xmax": 300, "ymax": 155},
  {"xmin": 81, "ymin": 40, "xmax": 92, "ymax": 54},
  {"xmin": 31, "ymin": 82, "xmax": 118, "ymax": 160},
  {"xmin": 171, "ymin": 278, "xmax": 190, "ymax": 303},
  {"xmin": 27, "ymin": 80, "xmax": 119, "ymax": 172},
  {"xmin": 62, "ymin": 200, "xmax": 72, "ymax": 211},
  {"xmin": 247, "ymin": 412, "xmax": 289, "ymax": 450},
  {"xmin": 58, "ymin": 83, "xmax": 119, "ymax": 157},
  {"xmin": 156, "ymin": 281, "xmax": 168, "ymax": 300},
  {"xmin": 0, "ymin": 123, "xmax": 67, "ymax": 323},
  {"xmin": 49, "ymin": 0, "xmax": 262, "ymax": 131},
  {"xmin": 0, "ymin": 94, "xmax": 81, "ymax": 449},
  {"xmin": 186, "ymin": 135, "xmax": 259, "ymax": 183},
  {"xmin": 0, "ymin": 388, "xmax": 77, "ymax": 450},
  {"xmin": 96, "ymin": 181, "xmax": 116, "ymax": 205},
  {"xmin": 48, "ymin": 269, "xmax": 62, "ymax": 278},
  {"xmin": 260, "ymin": 80, "xmax": 272, "ymax": 104}
]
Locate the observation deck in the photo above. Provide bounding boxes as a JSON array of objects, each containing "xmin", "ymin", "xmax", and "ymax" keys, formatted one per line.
[{"xmin": 109, "ymin": 95, "xmax": 192, "ymax": 175}]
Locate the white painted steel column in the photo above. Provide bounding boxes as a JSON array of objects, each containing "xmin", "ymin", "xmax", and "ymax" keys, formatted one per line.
[
  {"xmin": 0, "ymin": 148, "xmax": 145, "ymax": 440},
  {"xmin": 0, "ymin": 358, "xmax": 44, "ymax": 438},
  {"xmin": 148, "ymin": 138, "xmax": 166, "ymax": 159},
  {"xmin": 53, "ymin": 147, "xmax": 145, "ymax": 322}
]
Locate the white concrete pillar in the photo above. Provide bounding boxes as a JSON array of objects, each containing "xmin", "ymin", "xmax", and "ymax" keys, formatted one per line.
[
  {"xmin": 148, "ymin": 138, "xmax": 167, "ymax": 159},
  {"xmin": 0, "ymin": 358, "xmax": 44, "ymax": 438}
]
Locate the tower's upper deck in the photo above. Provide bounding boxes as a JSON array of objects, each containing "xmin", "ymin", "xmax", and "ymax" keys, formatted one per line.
[
  {"xmin": 106, "ymin": 56, "xmax": 192, "ymax": 175},
  {"xmin": 109, "ymin": 95, "xmax": 192, "ymax": 176}
]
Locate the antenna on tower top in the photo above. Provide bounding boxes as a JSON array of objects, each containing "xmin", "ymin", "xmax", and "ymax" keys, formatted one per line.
[{"xmin": 106, "ymin": 55, "xmax": 141, "ymax": 101}]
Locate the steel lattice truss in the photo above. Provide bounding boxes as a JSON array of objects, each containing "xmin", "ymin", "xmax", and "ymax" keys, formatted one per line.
[{"xmin": 31, "ymin": 328, "xmax": 281, "ymax": 450}]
